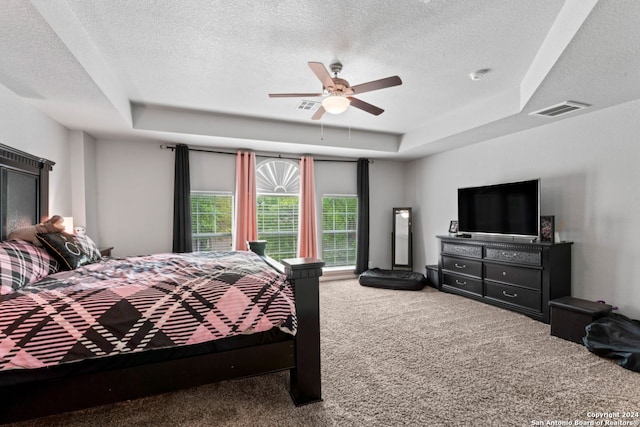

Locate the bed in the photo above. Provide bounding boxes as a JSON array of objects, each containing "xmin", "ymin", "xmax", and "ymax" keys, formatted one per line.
[{"xmin": 0, "ymin": 143, "xmax": 324, "ymax": 423}]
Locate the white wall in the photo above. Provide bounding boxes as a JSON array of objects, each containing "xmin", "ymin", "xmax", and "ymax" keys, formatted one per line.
[
  {"xmin": 191, "ymin": 150, "xmax": 236, "ymax": 192},
  {"xmin": 95, "ymin": 139, "xmax": 173, "ymax": 255},
  {"xmin": 96, "ymin": 141, "xmax": 240, "ymax": 255},
  {"xmin": 369, "ymin": 160, "xmax": 407, "ymax": 269},
  {"xmin": 0, "ymin": 84, "xmax": 71, "ymax": 217},
  {"xmin": 96, "ymin": 142, "xmax": 406, "ymax": 268},
  {"xmin": 314, "ymin": 160, "xmax": 357, "ymax": 266},
  {"xmin": 315, "ymin": 159, "xmax": 406, "ymax": 269},
  {"xmin": 406, "ymin": 99, "xmax": 640, "ymax": 318},
  {"xmin": 70, "ymin": 131, "xmax": 99, "ymax": 240}
]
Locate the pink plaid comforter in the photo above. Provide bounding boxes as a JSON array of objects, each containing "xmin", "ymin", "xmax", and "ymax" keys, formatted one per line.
[{"xmin": 0, "ymin": 251, "xmax": 296, "ymax": 371}]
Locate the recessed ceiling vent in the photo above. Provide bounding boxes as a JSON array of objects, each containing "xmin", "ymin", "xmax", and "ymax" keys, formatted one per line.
[
  {"xmin": 296, "ymin": 100, "xmax": 320, "ymax": 111},
  {"xmin": 530, "ymin": 101, "xmax": 590, "ymax": 117}
]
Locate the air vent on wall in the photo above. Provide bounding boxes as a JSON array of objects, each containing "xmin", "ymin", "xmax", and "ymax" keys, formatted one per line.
[{"xmin": 530, "ymin": 101, "xmax": 590, "ymax": 117}]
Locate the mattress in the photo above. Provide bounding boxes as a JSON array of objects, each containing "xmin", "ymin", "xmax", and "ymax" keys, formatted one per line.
[{"xmin": 0, "ymin": 251, "xmax": 296, "ymax": 373}]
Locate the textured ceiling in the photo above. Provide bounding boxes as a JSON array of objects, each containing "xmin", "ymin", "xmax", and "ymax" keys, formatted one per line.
[{"xmin": 1, "ymin": 0, "xmax": 638, "ymax": 159}]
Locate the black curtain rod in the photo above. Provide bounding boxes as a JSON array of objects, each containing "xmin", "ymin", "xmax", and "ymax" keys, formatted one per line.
[{"xmin": 160, "ymin": 144, "xmax": 361, "ymax": 163}]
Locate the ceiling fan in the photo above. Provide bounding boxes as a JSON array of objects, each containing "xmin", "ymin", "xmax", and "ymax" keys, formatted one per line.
[{"xmin": 268, "ymin": 61, "xmax": 402, "ymax": 120}]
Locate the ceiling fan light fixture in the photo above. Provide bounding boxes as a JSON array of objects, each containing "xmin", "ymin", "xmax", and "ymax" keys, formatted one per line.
[{"xmin": 321, "ymin": 94, "xmax": 350, "ymax": 114}]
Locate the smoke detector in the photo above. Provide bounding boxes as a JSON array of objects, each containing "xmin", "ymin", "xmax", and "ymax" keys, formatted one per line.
[{"xmin": 469, "ymin": 69, "xmax": 490, "ymax": 80}]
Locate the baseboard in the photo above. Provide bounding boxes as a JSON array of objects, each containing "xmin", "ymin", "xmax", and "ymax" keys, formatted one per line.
[{"xmin": 320, "ymin": 269, "xmax": 357, "ymax": 282}]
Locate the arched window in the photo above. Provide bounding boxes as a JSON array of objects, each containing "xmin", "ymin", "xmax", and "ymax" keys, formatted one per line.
[
  {"xmin": 256, "ymin": 159, "xmax": 299, "ymax": 194},
  {"xmin": 256, "ymin": 159, "xmax": 299, "ymax": 261}
]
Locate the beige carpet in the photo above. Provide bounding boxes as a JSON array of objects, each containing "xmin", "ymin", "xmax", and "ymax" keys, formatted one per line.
[{"xmin": 8, "ymin": 280, "xmax": 640, "ymax": 427}]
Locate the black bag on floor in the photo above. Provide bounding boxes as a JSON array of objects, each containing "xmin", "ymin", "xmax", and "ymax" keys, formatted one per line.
[{"xmin": 583, "ymin": 312, "xmax": 640, "ymax": 372}]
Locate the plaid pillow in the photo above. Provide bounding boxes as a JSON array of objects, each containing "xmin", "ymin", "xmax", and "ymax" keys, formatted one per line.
[
  {"xmin": 74, "ymin": 234, "xmax": 102, "ymax": 263},
  {"xmin": 0, "ymin": 239, "xmax": 59, "ymax": 295}
]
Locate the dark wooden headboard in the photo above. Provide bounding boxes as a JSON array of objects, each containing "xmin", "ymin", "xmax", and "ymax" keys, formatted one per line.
[{"xmin": 0, "ymin": 143, "xmax": 55, "ymax": 240}]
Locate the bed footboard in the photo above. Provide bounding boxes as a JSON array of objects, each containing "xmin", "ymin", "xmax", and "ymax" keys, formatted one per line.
[{"xmin": 281, "ymin": 257, "xmax": 325, "ymax": 405}]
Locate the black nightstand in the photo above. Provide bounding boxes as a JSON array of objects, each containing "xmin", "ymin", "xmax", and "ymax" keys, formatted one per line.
[{"xmin": 99, "ymin": 247, "xmax": 114, "ymax": 257}]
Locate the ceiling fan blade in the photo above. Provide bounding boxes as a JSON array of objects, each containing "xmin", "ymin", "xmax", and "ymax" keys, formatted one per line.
[
  {"xmin": 347, "ymin": 97, "xmax": 384, "ymax": 116},
  {"xmin": 308, "ymin": 62, "xmax": 335, "ymax": 90},
  {"xmin": 311, "ymin": 106, "xmax": 326, "ymax": 120},
  {"xmin": 269, "ymin": 92, "xmax": 323, "ymax": 98},
  {"xmin": 350, "ymin": 76, "xmax": 402, "ymax": 95}
]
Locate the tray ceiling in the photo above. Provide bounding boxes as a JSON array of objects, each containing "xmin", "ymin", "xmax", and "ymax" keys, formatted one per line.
[{"xmin": 1, "ymin": 0, "xmax": 639, "ymax": 159}]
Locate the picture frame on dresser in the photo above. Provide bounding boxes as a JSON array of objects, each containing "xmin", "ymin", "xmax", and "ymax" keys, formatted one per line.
[
  {"xmin": 448, "ymin": 220, "xmax": 459, "ymax": 234},
  {"xmin": 540, "ymin": 215, "xmax": 555, "ymax": 243}
]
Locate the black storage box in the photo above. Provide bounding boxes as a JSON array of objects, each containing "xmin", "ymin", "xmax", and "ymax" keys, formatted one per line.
[
  {"xmin": 549, "ymin": 296, "xmax": 613, "ymax": 344},
  {"xmin": 426, "ymin": 265, "xmax": 439, "ymax": 289}
]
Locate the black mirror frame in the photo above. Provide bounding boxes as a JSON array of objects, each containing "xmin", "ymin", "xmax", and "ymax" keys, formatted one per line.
[{"xmin": 392, "ymin": 207, "xmax": 413, "ymax": 271}]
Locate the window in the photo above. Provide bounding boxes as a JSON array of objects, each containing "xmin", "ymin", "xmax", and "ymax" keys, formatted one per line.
[
  {"xmin": 256, "ymin": 159, "xmax": 299, "ymax": 262},
  {"xmin": 322, "ymin": 195, "xmax": 358, "ymax": 268},
  {"xmin": 191, "ymin": 192, "xmax": 233, "ymax": 252},
  {"xmin": 257, "ymin": 195, "xmax": 299, "ymax": 260}
]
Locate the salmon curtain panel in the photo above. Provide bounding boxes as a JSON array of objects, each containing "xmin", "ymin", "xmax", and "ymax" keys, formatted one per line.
[
  {"xmin": 234, "ymin": 151, "xmax": 258, "ymax": 251},
  {"xmin": 297, "ymin": 156, "xmax": 318, "ymax": 258}
]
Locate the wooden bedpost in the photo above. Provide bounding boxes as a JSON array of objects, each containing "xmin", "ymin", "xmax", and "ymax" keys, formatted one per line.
[{"xmin": 281, "ymin": 257, "xmax": 324, "ymax": 405}]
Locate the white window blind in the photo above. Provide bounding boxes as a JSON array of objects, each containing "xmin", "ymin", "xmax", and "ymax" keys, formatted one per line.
[
  {"xmin": 322, "ymin": 195, "xmax": 357, "ymax": 267},
  {"xmin": 190, "ymin": 192, "xmax": 233, "ymax": 252},
  {"xmin": 256, "ymin": 159, "xmax": 300, "ymax": 262}
]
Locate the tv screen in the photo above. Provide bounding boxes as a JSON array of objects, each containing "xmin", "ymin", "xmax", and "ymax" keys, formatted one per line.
[{"xmin": 458, "ymin": 179, "xmax": 540, "ymax": 238}]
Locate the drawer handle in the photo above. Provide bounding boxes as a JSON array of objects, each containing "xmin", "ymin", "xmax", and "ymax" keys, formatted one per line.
[
  {"xmin": 501, "ymin": 252, "xmax": 518, "ymax": 258},
  {"xmin": 455, "ymin": 280, "xmax": 467, "ymax": 286},
  {"xmin": 502, "ymin": 290, "xmax": 518, "ymax": 298},
  {"xmin": 454, "ymin": 263, "xmax": 466, "ymax": 269}
]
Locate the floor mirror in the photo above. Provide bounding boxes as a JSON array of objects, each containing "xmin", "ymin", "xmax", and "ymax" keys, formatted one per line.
[{"xmin": 392, "ymin": 207, "xmax": 413, "ymax": 270}]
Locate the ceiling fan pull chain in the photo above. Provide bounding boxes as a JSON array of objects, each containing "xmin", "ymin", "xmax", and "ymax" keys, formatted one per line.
[
  {"xmin": 321, "ymin": 121, "xmax": 324, "ymax": 140},
  {"xmin": 349, "ymin": 126, "xmax": 351, "ymax": 141}
]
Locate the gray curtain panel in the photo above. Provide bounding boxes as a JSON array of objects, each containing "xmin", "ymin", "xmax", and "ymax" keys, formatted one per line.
[
  {"xmin": 172, "ymin": 144, "xmax": 192, "ymax": 253},
  {"xmin": 355, "ymin": 158, "xmax": 369, "ymax": 274}
]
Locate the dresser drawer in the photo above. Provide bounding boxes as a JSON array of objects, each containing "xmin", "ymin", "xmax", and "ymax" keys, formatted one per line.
[
  {"xmin": 485, "ymin": 282, "xmax": 541, "ymax": 312},
  {"xmin": 442, "ymin": 272, "xmax": 483, "ymax": 296},
  {"xmin": 485, "ymin": 247, "xmax": 541, "ymax": 266},
  {"xmin": 442, "ymin": 242, "xmax": 482, "ymax": 258},
  {"xmin": 484, "ymin": 264, "xmax": 541, "ymax": 291},
  {"xmin": 442, "ymin": 256, "xmax": 482, "ymax": 278}
]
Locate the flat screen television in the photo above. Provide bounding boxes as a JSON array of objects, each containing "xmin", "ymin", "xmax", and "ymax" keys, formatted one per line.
[{"xmin": 457, "ymin": 179, "xmax": 540, "ymax": 238}]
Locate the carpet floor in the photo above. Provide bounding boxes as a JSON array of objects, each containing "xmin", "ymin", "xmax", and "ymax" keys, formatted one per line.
[{"xmin": 8, "ymin": 280, "xmax": 640, "ymax": 427}]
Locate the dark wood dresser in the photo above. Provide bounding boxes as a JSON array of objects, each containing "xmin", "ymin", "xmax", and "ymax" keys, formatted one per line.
[{"xmin": 437, "ymin": 235, "xmax": 572, "ymax": 323}]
